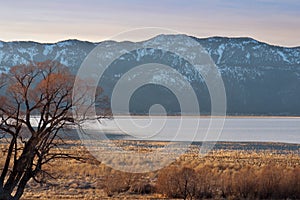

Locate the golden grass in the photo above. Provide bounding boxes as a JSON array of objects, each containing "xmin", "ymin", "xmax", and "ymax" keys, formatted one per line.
[{"xmin": 0, "ymin": 140, "xmax": 299, "ymax": 199}]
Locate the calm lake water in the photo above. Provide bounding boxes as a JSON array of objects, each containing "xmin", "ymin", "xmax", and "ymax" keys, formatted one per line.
[{"xmin": 81, "ymin": 117, "xmax": 300, "ymax": 144}]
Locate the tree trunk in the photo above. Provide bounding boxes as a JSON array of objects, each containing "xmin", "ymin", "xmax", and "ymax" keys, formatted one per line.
[
  {"xmin": 0, "ymin": 189, "xmax": 13, "ymax": 200},
  {"xmin": 2, "ymin": 137, "xmax": 38, "ymax": 198},
  {"xmin": 12, "ymin": 171, "xmax": 32, "ymax": 200},
  {"xmin": 0, "ymin": 137, "xmax": 16, "ymax": 186}
]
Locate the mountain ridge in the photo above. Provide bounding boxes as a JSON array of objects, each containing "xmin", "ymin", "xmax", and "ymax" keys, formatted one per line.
[
  {"xmin": 1, "ymin": 34, "xmax": 300, "ymax": 116},
  {"xmin": 0, "ymin": 35, "xmax": 300, "ymax": 48},
  {"xmin": 1, "ymin": 34, "xmax": 300, "ymax": 73}
]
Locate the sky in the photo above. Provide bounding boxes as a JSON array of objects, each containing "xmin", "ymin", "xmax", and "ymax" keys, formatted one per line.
[{"xmin": 0, "ymin": 0, "xmax": 300, "ymax": 47}]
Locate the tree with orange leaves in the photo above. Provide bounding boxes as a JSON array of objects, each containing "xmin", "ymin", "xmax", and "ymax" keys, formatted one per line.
[{"xmin": 0, "ymin": 60, "xmax": 109, "ymax": 200}]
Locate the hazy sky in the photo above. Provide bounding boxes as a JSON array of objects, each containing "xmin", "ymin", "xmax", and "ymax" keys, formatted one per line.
[{"xmin": 0, "ymin": 0, "xmax": 299, "ymax": 46}]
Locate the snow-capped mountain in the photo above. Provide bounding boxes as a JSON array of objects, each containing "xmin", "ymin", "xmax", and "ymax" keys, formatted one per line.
[
  {"xmin": 0, "ymin": 39, "xmax": 96, "ymax": 73},
  {"xmin": 1, "ymin": 35, "xmax": 300, "ymax": 116}
]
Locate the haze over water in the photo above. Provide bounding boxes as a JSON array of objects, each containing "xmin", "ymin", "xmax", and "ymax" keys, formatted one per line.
[{"xmin": 83, "ymin": 117, "xmax": 300, "ymax": 144}]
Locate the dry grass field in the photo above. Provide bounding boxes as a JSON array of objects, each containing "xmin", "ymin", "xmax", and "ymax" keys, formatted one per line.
[{"xmin": 1, "ymin": 140, "xmax": 299, "ymax": 199}]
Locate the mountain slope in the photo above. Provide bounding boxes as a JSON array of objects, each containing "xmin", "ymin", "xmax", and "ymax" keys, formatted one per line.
[{"xmin": 1, "ymin": 35, "xmax": 300, "ymax": 116}]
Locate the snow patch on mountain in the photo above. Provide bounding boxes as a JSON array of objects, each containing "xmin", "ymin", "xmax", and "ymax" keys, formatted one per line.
[
  {"xmin": 136, "ymin": 48, "xmax": 147, "ymax": 62},
  {"xmin": 0, "ymin": 50, "xmax": 4, "ymax": 61},
  {"xmin": 246, "ymin": 52, "xmax": 251, "ymax": 60},
  {"xmin": 0, "ymin": 66, "xmax": 9, "ymax": 73},
  {"xmin": 18, "ymin": 47, "xmax": 39, "ymax": 61},
  {"xmin": 57, "ymin": 40, "xmax": 75, "ymax": 48},
  {"xmin": 217, "ymin": 44, "xmax": 225, "ymax": 64},
  {"xmin": 277, "ymin": 50, "xmax": 290, "ymax": 64},
  {"xmin": 43, "ymin": 45, "xmax": 55, "ymax": 55},
  {"xmin": 59, "ymin": 58, "xmax": 69, "ymax": 66},
  {"xmin": 151, "ymin": 72, "xmax": 185, "ymax": 88},
  {"xmin": 219, "ymin": 66, "xmax": 264, "ymax": 82}
]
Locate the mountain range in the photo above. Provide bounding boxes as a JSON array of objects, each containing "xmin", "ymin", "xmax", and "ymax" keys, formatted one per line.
[{"xmin": 1, "ymin": 35, "xmax": 300, "ymax": 116}]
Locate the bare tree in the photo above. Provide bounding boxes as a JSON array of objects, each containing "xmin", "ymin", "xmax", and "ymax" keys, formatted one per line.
[{"xmin": 0, "ymin": 61, "xmax": 109, "ymax": 200}]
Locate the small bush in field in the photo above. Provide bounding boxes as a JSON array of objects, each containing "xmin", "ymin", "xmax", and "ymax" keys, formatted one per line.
[
  {"xmin": 156, "ymin": 166, "xmax": 181, "ymax": 198},
  {"xmin": 103, "ymin": 172, "xmax": 132, "ymax": 196},
  {"xmin": 129, "ymin": 182, "xmax": 154, "ymax": 194},
  {"xmin": 103, "ymin": 171, "xmax": 155, "ymax": 196},
  {"xmin": 157, "ymin": 166, "xmax": 212, "ymax": 199}
]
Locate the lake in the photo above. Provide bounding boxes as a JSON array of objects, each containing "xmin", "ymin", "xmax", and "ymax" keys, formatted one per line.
[{"xmin": 80, "ymin": 116, "xmax": 300, "ymax": 144}]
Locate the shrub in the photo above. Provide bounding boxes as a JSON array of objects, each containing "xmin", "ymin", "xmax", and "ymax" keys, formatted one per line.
[
  {"xmin": 195, "ymin": 165, "xmax": 214, "ymax": 199},
  {"xmin": 257, "ymin": 165, "xmax": 282, "ymax": 199},
  {"xmin": 232, "ymin": 166, "xmax": 257, "ymax": 198},
  {"xmin": 157, "ymin": 166, "xmax": 198, "ymax": 199},
  {"xmin": 103, "ymin": 172, "xmax": 132, "ymax": 196},
  {"xmin": 130, "ymin": 182, "xmax": 154, "ymax": 194}
]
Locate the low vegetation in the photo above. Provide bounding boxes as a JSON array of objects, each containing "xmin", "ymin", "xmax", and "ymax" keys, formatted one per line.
[{"xmin": 2, "ymin": 140, "xmax": 299, "ymax": 199}]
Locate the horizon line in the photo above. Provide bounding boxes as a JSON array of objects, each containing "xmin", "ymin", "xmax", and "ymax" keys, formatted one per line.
[{"xmin": 1, "ymin": 34, "xmax": 300, "ymax": 49}]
